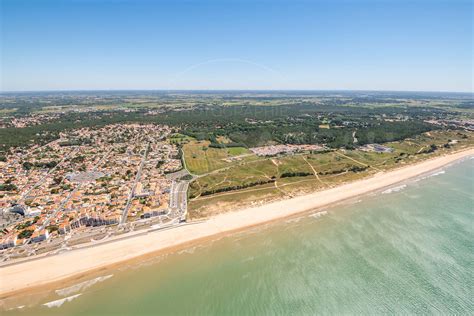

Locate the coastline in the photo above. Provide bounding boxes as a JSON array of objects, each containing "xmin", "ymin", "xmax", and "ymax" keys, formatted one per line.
[{"xmin": 1, "ymin": 148, "xmax": 473, "ymax": 300}]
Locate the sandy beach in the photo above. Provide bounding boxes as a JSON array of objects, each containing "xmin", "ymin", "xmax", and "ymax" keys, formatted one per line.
[{"xmin": 1, "ymin": 148, "xmax": 473, "ymax": 298}]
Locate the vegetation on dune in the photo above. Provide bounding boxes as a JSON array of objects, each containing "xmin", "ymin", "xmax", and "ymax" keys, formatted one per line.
[{"xmin": 187, "ymin": 130, "xmax": 474, "ymax": 219}]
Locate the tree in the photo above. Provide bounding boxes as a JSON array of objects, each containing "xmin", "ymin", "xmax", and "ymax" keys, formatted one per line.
[
  {"xmin": 18, "ymin": 229, "xmax": 34, "ymax": 239},
  {"xmin": 22, "ymin": 161, "xmax": 33, "ymax": 170}
]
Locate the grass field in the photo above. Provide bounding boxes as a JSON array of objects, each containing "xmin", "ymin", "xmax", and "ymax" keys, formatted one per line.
[
  {"xmin": 186, "ymin": 130, "xmax": 474, "ymax": 220},
  {"xmin": 227, "ymin": 147, "xmax": 249, "ymax": 155},
  {"xmin": 0, "ymin": 108, "xmax": 17, "ymax": 115},
  {"xmin": 188, "ymin": 154, "xmax": 327, "ymax": 198},
  {"xmin": 276, "ymin": 155, "xmax": 314, "ymax": 175},
  {"xmin": 182, "ymin": 140, "xmax": 256, "ymax": 174},
  {"xmin": 168, "ymin": 133, "xmax": 193, "ymax": 145}
]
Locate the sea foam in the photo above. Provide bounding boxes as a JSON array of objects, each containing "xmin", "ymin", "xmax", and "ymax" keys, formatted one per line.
[
  {"xmin": 309, "ymin": 210, "xmax": 328, "ymax": 219},
  {"xmin": 7, "ymin": 305, "xmax": 25, "ymax": 311},
  {"xmin": 55, "ymin": 274, "xmax": 113, "ymax": 297},
  {"xmin": 43, "ymin": 294, "xmax": 82, "ymax": 308},
  {"xmin": 414, "ymin": 169, "xmax": 446, "ymax": 182},
  {"xmin": 285, "ymin": 216, "xmax": 303, "ymax": 224},
  {"xmin": 382, "ymin": 184, "xmax": 407, "ymax": 194}
]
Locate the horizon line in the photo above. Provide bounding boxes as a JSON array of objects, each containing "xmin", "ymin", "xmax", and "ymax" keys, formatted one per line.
[{"xmin": 1, "ymin": 88, "xmax": 473, "ymax": 95}]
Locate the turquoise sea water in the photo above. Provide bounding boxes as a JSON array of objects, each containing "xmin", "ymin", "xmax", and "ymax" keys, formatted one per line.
[{"xmin": 5, "ymin": 158, "xmax": 474, "ymax": 315}]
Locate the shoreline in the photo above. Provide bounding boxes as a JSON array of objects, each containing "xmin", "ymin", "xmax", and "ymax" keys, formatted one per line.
[{"xmin": 1, "ymin": 148, "xmax": 473, "ymax": 300}]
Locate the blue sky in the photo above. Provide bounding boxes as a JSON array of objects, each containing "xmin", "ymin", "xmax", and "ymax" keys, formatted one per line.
[{"xmin": 1, "ymin": 0, "xmax": 472, "ymax": 92}]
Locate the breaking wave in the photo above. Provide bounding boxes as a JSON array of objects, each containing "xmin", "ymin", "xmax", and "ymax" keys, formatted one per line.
[
  {"xmin": 431, "ymin": 170, "xmax": 446, "ymax": 176},
  {"xmin": 178, "ymin": 246, "xmax": 197, "ymax": 255},
  {"xmin": 382, "ymin": 184, "xmax": 407, "ymax": 194},
  {"xmin": 7, "ymin": 305, "xmax": 25, "ymax": 311},
  {"xmin": 414, "ymin": 169, "xmax": 446, "ymax": 182},
  {"xmin": 55, "ymin": 274, "xmax": 113, "ymax": 297},
  {"xmin": 309, "ymin": 210, "xmax": 328, "ymax": 219},
  {"xmin": 43, "ymin": 294, "xmax": 82, "ymax": 308},
  {"xmin": 285, "ymin": 216, "xmax": 303, "ymax": 224}
]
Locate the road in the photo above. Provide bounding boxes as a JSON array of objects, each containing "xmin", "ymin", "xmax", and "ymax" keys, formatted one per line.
[
  {"xmin": 18, "ymin": 147, "xmax": 79, "ymax": 203},
  {"xmin": 169, "ymin": 180, "xmax": 189, "ymax": 218},
  {"xmin": 167, "ymin": 161, "xmax": 192, "ymax": 222},
  {"xmin": 120, "ymin": 143, "xmax": 149, "ymax": 224},
  {"xmin": 23, "ymin": 150, "xmax": 112, "ymax": 246}
]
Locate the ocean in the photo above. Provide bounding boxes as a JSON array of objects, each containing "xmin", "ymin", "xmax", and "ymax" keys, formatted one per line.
[{"xmin": 5, "ymin": 158, "xmax": 473, "ymax": 315}]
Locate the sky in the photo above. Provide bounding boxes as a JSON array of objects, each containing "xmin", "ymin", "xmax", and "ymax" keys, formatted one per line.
[{"xmin": 1, "ymin": 0, "xmax": 472, "ymax": 92}]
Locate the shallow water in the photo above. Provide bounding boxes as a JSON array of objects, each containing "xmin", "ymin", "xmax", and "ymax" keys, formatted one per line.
[{"xmin": 5, "ymin": 158, "xmax": 474, "ymax": 315}]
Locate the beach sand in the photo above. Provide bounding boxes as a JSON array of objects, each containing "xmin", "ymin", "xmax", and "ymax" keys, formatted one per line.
[{"xmin": 1, "ymin": 148, "xmax": 473, "ymax": 299}]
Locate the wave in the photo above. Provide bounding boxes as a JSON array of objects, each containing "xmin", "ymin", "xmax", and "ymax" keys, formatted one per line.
[
  {"xmin": 55, "ymin": 274, "xmax": 113, "ymax": 297},
  {"xmin": 414, "ymin": 169, "xmax": 446, "ymax": 182},
  {"xmin": 382, "ymin": 184, "xmax": 407, "ymax": 194},
  {"xmin": 285, "ymin": 216, "xmax": 304, "ymax": 224},
  {"xmin": 308, "ymin": 210, "xmax": 328, "ymax": 219},
  {"xmin": 241, "ymin": 256, "xmax": 255, "ymax": 263},
  {"xmin": 43, "ymin": 294, "xmax": 82, "ymax": 308},
  {"xmin": 7, "ymin": 305, "xmax": 25, "ymax": 311},
  {"xmin": 431, "ymin": 170, "xmax": 445, "ymax": 176},
  {"xmin": 178, "ymin": 247, "xmax": 197, "ymax": 255}
]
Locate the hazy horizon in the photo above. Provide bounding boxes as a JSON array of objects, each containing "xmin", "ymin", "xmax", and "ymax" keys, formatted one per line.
[{"xmin": 1, "ymin": 89, "xmax": 473, "ymax": 95}]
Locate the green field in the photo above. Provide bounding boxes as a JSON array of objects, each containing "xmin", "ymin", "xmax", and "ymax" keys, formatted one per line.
[
  {"xmin": 168, "ymin": 133, "xmax": 194, "ymax": 145},
  {"xmin": 226, "ymin": 147, "xmax": 249, "ymax": 155},
  {"xmin": 188, "ymin": 151, "xmax": 368, "ymax": 199},
  {"xmin": 187, "ymin": 130, "xmax": 474, "ymax": 220},
  {"xmin": 182, "ymin": 140, "xmax": 256, "ymax": 175}
]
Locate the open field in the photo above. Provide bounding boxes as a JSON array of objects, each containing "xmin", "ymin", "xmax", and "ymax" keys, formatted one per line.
[
  {"xmin": 187, "ymin": 130, "xmax": 474, "ymax": 219},
  {"xmin": 188, "ymin": 154, "xmax": 331, "ymax": 199},
  {"xmin": 182, "ymin": 140, "xmax": 256, "ymax": 174},
  {"xmin": 168, "ymin": 133, "xmax": 193, "ymax": 145}
]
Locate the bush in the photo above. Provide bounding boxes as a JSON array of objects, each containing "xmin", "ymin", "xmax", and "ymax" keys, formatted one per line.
[
  {"xmin": 199, "ymin": 179, "xmax": 275, "ymax": 196},
  {"xmin": 280, "ymin": 172, "xmax": 312, "ymax": 178},
  {"xmin": 18, "ymin": 229, "xmax": 34, "ymax": 239},
  {"xmin": 0, "ymin": 183, "xmax": 18, "ymax": 191},
  {"xmin": 47, "ymin": 225, "xmax": 59, "ymax": 233},
  {"xmin": 208, "ymin": 142, "xmax": 247, "ymax": 149}
]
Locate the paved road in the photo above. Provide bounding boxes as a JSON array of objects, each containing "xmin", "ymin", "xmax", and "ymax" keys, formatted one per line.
[
  {"xmin": 120, "ymin": 143, "xmax": 149, "ymax": 224},
  {"xmin": 169, "ymin": 180, "xmax": 188, "ymax": 207},
  {"xmin": 18, "ymin": 147, "xmax": 79, "ymax": 203},
  {"xmin": 23, "ymin": 150, "xmax": 112, "ymax": 246},
  {"xmin": 169, "ymin": 177, "xmax": 191, "ymax": 221}
]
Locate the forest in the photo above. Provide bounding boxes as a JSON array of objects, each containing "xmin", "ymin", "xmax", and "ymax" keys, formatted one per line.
[{"xmin": 0, "ymin": 100, "xmax": 459, "ymax": 153}]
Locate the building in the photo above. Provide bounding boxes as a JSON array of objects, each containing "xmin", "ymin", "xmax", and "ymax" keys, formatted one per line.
[
  {"xmin": 58, "ymin": 222, "xmax": 71, "ymax": 235},
  {"xmin": 31, "ymin": 229, "xmax": 49, "ymax": 243},
  {"xmin": 360, "ymin": 144, "xmax": 394, "ymax": 153},
  {"xmin": 0, "ymin": 235, "xmax": 16, "ymax": 249}
]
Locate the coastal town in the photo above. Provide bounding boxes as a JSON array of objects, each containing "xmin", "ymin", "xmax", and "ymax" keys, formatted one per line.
[
  {"xmin": 2, "ymin": 122, "xmax": 473, "ymax": 260},
  {"xmin": 0, "ymin": 124, "xmax": 190, "ymax": 258},
  {"xmin": 1, "ymin": 91, "xmax": 473, "ymax": 264}
]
